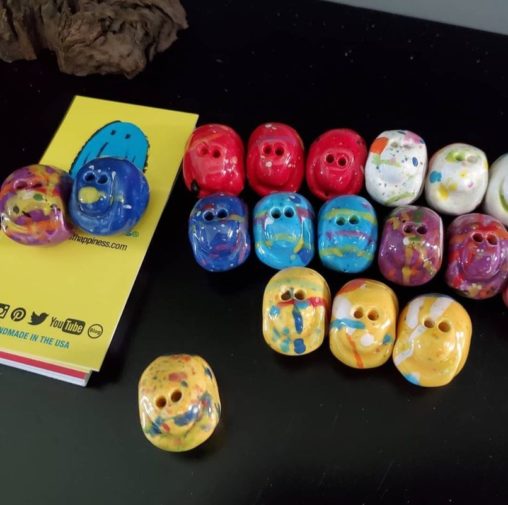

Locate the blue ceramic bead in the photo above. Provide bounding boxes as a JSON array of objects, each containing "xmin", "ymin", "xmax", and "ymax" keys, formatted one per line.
[
  {"xmin": 189, "ymin": 193, "xmax": 251, "ymax": 272},
  {"xmin": 70, "ymin": 121, "xmax": 149, "ymax": 176},
  {"xmin": 318, "ymin": 195, "xmax": 377, "ymax": 273},
  {"xmin": 253, "ymin": 192, "xmax": 315, "ymax": 269},
  {"xmin": 69, "ymin": 157, "xmax": 149, "ymax": 235}
]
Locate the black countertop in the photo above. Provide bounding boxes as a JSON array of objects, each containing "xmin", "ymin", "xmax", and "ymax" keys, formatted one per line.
[{"xmin": 1, "ymin": 1, "xmax": 507, "ymax": 504}]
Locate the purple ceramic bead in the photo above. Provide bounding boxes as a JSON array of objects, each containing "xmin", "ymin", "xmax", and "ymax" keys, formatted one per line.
[
  {"xmin": 378, "ymin": 205, "xmax": 443, "ymax": 286},
  {"xmin": 445, "ymin": 213, "xmax": 508, "ymax": 299}
]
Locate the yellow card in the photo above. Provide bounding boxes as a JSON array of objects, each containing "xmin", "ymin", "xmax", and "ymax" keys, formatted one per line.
[{"xmin": 0, "ymin": 97, "xmax": 198, "ymax": 370}]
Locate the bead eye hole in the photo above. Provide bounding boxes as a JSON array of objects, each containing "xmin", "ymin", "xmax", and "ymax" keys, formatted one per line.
[
  {"xmin": 454, "ymin": 152, "xmax": 465, "ymax": 162},
  {"xmin": 13, "ymin": 181, "xmax": 28, "ymax": 190},
  {"xmin": 367, "ymin": 310, "xmax": 379, "ymax": 321},
  {"xmin": 198, "ymin": 145, "xmax": 209, "ymax": 156},
  {"xmin": 155, "ymin": 396, "xmax": 167, "ymax": 409},
  {"xmin": 353, "ymin": 307, "xmax": 364, "ymax": 319},
  {"xmin": 32, "ymin": 182, "xmax": 43, "ymax": 189},
  {"xmin": 424, "ymin": 318, "xmax": 435, "ymax": 328},
  {"xmin": 338, "ymin": 156, "xmax": 347, "ymax": 167},
  {"xmin": 349, "ymin": 215, "xmax": 359, "ymax": 225},
  {"xmin": 326, "ymin": 154, "xmax": 335, "ymax": 164},
  {"xmin": 212, "ymin": 149, "xmax": 221, "ymax": 158},
  {"xmin": 217, "ymin": 208, "xmax": 228, "ymax": 219},
  {"xmin": 336, "ymin": 216, "xmax": 346, "ymax": 226},
  {"xmin": 294, "ymin": 289, "xmax": 306, "ymax": 300},
  {"xmin": 472, "ymin": 232, "xmax": 483, "ymax": 243},
  {"xmin": 487, "ymin": 234, "xmax": 498, "ymax": 245},
  {"xmin": 391, "ymin": 142, "xmax": 399, "ymax": 148},
  {"xmin": 263, "ymin": 145, "xmax": 272, "ymax": 155},
  {"xmin": 203, "ymin": 210, "xmax": 214, "ymax": 221},
  {"xmin": 403, "ymin": 224, "xmax": 414, "ymax": 234},
  {"xmin": 281, "ymin": 290, "xmax": 292, "ymax": 301},
  {"xmin": 84, "ymin": 172, "xmax": 96, "ymax": 183},
  {"xmin": 416, "ymin": 225, "xmax": 427, "ymax": 235},
  {"xmin": 466, "ymin": 155, "xmax": 478, "ymax": 164},
  {"xmin": 283, "ymin": 207, "xmax": 294, "ymax": 218},
  {"xmin": 97, "ymin": 174, "xmax": 108, "ymax": 185},
  {"xmin": 438, "ymin": 321, "xmax": 451, "ymax": 333},
  {"xmin": 271, "ymin": 208, "xmax": 282, "ymax": 219},
  {"xmin": 171, "ymin": 390, "xmax": 182, "ymax": 403},
  {"xmin": 275, "ymin": 146, "xmax": 284, "ymax": 156}
]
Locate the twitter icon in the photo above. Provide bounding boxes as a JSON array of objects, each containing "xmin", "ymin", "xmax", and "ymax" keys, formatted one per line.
[{"xmin": 29, "ymin": 312, "xmax": 49, "ymax": 326}]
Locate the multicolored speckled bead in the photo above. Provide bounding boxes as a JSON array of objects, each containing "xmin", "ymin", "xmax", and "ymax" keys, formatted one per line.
[
  {"xmin": 365, "ymin": 130, "xmax": 427, "ymax": 206},
  {"xmin": 445, "ymin": 213, "xmax": 508, "ymax": 299},
  {"xmin": 318, "ymin": 195, "xmax": 377, "ymax": 273},
  {"xmin": 138, "ymin": 355, "xmax": 221, "ymax": 452},
  {"xmin": 254, "ymin": 192, "xmax": 315, "ymax": 269},
  {"xmin": 425, "ymin": 143, "xmax": 488, "ymax": 215},
  {"xmin": 484, "ymin": 153, "xmax": 508, "ymax": 226},
  {"xmin": 378, "ymin": 205, "xmax": 443, "ymax": 286},
  {"xmin": 393, "ymin": 294, "xmax": 472, "ymax": 387},
  {"xmin": 329, "ymin": 279, "xmax": 398, "ymax": 369},
  {"xmin": 262, "ymin": 267, "xmax": 331, "ymax": 355},
  {"xmin": 0, "ymin": 164, "xmax": 73, "ymax": 245}
]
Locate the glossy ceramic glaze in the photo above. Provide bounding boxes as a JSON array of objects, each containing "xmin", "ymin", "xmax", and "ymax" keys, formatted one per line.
[
  {"xmin": 378, "ymin": 205, "xmax": 443, "ymax": 286},
  {"xmin": 318, "ymin": 195, "xmax": 377, "ymax": 273},
  {"xmin": 329, "ymin": 279, "xmax": 398, "ymax": 369},
  {"xmin": 365, "ymin": 130, "xmax": 427, "ymax": 206},
  {"xmin": 183, "ymin": 124, "xmax": 245, "ymax": 197},
  {"xmin": 138, "ymin": 354, "xmax": 221, "ymax": 452},
  {"xmin": 0, "ymin": 164, "xmax": 73, "ymax": 245},
  {"xmin": 445, "ymin": 213, "xmax": 508, "ymax": 299},
  {"xmin": 69, "ymin": 157, "xmax": 149, "ymax": 235},
  {"xmin": 254, "ymin": 192, "xmax": 315, "ymax": 269},
  {"xmin": 306, "ymin": 128, "xmax": 367, "ymax": 200},
  {"xmin": 262, "ymin": 267, "xmax": 331, "ymax": 355},
  {"xmin": 247, "ymin": 123, "xmax": 304, "ymax": 196},
  {"xmin": 188, "ymin": 193, "xmax": 250, "ymax": 272},
  {"xmin": 393, "ymin": 294, "xmax": 472, "ymax": 387},
  {"xmin": 484, "ymin": 153, "xmax": 508, "ymax": 226},
  {"xmin": 425, "ymin": 143, "xmax": 488, "ymax": 215}
]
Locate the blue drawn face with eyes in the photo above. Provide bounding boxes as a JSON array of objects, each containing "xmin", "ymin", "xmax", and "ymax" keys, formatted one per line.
[
  {"xmin": 69, "ymin": 157, "xmax": 150, "ymax": 235},
  {"xmin": 253, "ymin": 192, "xmax": 315, "ymax": 270},
  {"xmin": 70, "ymin": 121, "xmax": 149, "ymax": 177},
  {"xmin": 318, "ymin": 195, "xmax": 377, "ymax": 273},
  {"xmin": 189, "ymin": 194, "xmax": 251, "ymax": 272}
]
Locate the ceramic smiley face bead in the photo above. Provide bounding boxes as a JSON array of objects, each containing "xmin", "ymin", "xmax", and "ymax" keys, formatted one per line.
[
  {"xmin": 393, "ymin": 294, "xmax": 472, "ymax": 387},
  {"xmin": 329, "ymin": 279, "xmax": 398, "ymax": 369},
  {"xmin": 484, "ymin": 154, "xmax": 508, "ymax": 226},
  {"xmin": 425, "ymin": 143, "xmax": 488, "ymax": 215},
  {"xmin": 445, "ymin": 213, "xmax": 508, "ymax": 299},
  {"xmin": 378, "ymin": 206, "xmax": 443, "ymax": 286},
  {"xmin": 306, "ymin": 128, "xmax": 367, "ymax": 200},
  {"xmin": 247, "ymin": 123, "xmax": 304, "ymax": 196},
  {"xmin": 183, "ymin": 124, "xmax": 245, "ymax": 198},
  {"xmin": 262, "ymin": 267, "xmax": 331, "ymax": 356},
  {"xmin": 188, "ymin": 193, "xmax": 250, "ymax": 272},
  {"xmin": 138, "ymin": 354, "xmax": 221, "ymax": 452},
  {"xmin": 0, "ymin": 164, "xmax": 73, "ymax": 245},
  {"xmin": 365, "ymin": 130, "xmax": 427, "ymax": 206},
  {"xmin": 254, "ymin": 192, "xmax": 315, "ymax": 269},
  {"xmin": 69, "ymin": 157, "xmax": 149, "ymax": 235},
  {"xmin": 318, "ymin": 195, "xmax": 377, "ymax": 273}
]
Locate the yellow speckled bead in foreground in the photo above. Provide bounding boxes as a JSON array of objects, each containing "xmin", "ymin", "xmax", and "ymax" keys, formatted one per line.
[
  {"xmin": 262, "ymin": 267, "xmax": 331, "ymax": 355},
  {"xmin": 393, "ymin": 294, "xmax": 472, "ymax": 387},
  {"xmin": 138, "ymin": 355, "xmax": 221, "ymax": 451},
  {"xmin": 329, "ymin": 278, "xmax": 398, "ymax": 369}
]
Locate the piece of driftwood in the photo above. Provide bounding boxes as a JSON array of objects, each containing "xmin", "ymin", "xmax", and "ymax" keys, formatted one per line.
[{"xmin": 0, "ymin": 0, "xmax": 188, "ymax": 77}]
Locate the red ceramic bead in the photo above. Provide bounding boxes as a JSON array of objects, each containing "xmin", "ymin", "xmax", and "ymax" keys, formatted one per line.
[
  {"xmin": 183, "ymin": 124, "xmax": 245, "ymax": 198},
  {"xmin": 306, "ymin": 129, "xmax": 367, "ymax": 200},
  {"xmin": 247, "ymin": 123, "xmax": 304, "ymax": 196}
]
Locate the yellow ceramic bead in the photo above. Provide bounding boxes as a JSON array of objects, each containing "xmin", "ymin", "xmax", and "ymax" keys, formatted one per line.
[
  {"xmin": 393, "ymin": 294, "xmax": 472, "ymax": 387},
  {"xmin": 329, "ymin": 279, "xmax": 398, "ymax": 368},
  {"xmin": 138, "ymin": 354, "xmax": 221, "ymax": 451},
  {"xmin": 262, "ymin": 267, "xmax": 331, "ymax": 355}
]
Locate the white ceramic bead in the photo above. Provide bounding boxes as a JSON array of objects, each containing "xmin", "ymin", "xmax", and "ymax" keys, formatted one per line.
[
  {"xmin": 425, "ymin": 143, "xmax": 488, "ymax": 215},
  {"xmin": 484, "ymin": 154, "xmax": 508, "ymax": 226}
]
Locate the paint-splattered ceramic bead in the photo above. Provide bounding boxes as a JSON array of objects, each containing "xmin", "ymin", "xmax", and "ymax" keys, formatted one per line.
[
  {"xmin": 425, "ymin": 143, "xmax": 488, "ymax": 215},
  {"xmin": 188, "ymin": 193, "xmax": 250, "ymax": 272},
  {"xmin": 254, "ymin": 192, "xmax": 315, "ymax": 269},
  {"xmin": 138, "ymin": 354, "xmax": 221, "ymax": 452},
  {"xmin": 378, "ymin": 206, "xmax": 443, "ymax": 286},
  {"xmin": 318, "ymin": 195, "xmax": 377, "ymax": 273},
  {"xmin": 329, "ymin": 279, "xmax": 398, "ymax": 369},
  {"xmin": 263, "ymin": 267, "xmax": 331, "ymax": 355},
  {"xmin": 247, "ymin": 123, "xmax": 304, "ymax": 196},
  {"xmin": 183, "ymin": 124, "xmax": 245, "ymax": 197},
  {"xmin": 365, "ymin": 130, "xmax": 427, "ymax": 206},
  {"xmin": 0, "ymin": 164, "xmax": 73, "ymax": 245},
  {"xmin": 306, "ymin": 129, "xmax": 367, "ymax": 200},
  {"xmin": 484, "ymin": 154, "xmax": 508, "ymax": 226},
  {"xmin": 69, "ymin": 157, "xmax": 149, "ymax": 235},
  {"xmin": 445, "ymin": 213, "xmax": 508, "ymax": 299},
  {"xmin": 393, "ymin": 294, "xmax": 472, "ymax": 387}
]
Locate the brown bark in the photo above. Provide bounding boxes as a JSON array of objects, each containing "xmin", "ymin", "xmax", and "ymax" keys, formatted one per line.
[{"xmin": 0, "ymin": 0, "xmax": 187, "ymax": 78}]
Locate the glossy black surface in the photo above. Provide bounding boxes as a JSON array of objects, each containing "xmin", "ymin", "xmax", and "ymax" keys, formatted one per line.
[{"xmin": 1, "ymin": 1, "xmax": 507, "ymax": 503}]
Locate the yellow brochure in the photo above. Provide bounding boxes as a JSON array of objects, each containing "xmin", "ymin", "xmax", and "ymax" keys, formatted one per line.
[{"xmin": 0, "ymin": 96, "xmax": 198, "ymax": 371}]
